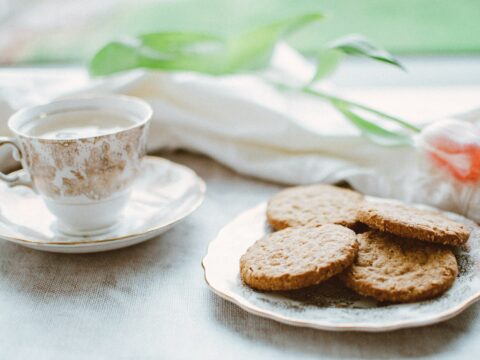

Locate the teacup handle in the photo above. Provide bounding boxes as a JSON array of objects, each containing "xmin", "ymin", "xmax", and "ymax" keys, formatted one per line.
[{"xmin": 0, "ymin": 137, "xmax": 32, "ymax": 187}]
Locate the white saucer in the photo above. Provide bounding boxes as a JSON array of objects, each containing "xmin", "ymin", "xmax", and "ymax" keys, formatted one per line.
[{"xmin": 0, "ymin": 156, "xmax": 205, "ymax": 253}]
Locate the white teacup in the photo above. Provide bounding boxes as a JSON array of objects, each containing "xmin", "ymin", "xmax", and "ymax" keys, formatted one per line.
[{"xmin": 0, "ymin": 95, "xmax": 152, "ymax": 235}]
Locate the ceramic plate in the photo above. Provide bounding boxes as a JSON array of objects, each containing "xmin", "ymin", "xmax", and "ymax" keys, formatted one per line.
[
  {"xmin": 203, "ymin": 200, "xmax": 480, "ymax": 332},
  {"xmin": 0, "ymin": 156, "xmax": 205, "ymax": 253}
]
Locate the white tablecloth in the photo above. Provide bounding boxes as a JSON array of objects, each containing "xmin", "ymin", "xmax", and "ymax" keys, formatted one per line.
[
  {"xmin": 1, "ymin": 59, "xmax": 480, "ymax": 359},
  {"xmin": 0, "ymin": 152, "xmax": 478, "ymax": 360}
]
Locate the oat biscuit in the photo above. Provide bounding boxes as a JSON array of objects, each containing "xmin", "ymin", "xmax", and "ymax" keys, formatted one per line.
[
  {"xmin": 240, "ymin": 225, "xmax": 358, "ymax": 291},
  {"xmin": 266, "ymin": 184, "xmax": 363, "ymax": 230},
  {"xmin": 357, "ymin": 201, "xmax": 470, "ymax": 246},
  {"xmin": 341, "ymin": 231, "xmax": 458, "ymax": 303}
]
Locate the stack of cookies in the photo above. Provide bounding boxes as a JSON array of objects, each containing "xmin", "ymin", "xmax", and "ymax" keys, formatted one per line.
[{"xmin": 240, "ymin": 184, "xmax": 471, "ymax": 303}]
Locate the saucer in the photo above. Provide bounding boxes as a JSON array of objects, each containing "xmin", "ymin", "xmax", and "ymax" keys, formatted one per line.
[{"xmin": 0, "ymin": 156, "xmax": 205, "ymax": 253}]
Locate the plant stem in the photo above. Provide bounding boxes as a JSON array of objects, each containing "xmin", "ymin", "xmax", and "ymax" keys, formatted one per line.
[{"xmin": 301, "ymin": 87, "xmax": 421, "ymax": 133}]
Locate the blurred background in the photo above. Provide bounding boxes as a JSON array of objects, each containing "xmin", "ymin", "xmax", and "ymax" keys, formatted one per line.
[{"xmin": 1, "ymin": 0, "xmax": 479, "ymax": 66}]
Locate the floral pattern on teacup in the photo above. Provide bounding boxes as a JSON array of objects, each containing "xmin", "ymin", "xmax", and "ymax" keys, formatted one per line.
[{"xmin": 19, "ymin": 125, "xmax": 147, "ymax": 200}]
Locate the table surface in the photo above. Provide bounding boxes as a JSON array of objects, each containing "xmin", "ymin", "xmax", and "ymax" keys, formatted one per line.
[
  {"xmin": 1, "ymin": 59, "xmax": 480, "ymax": 359},
  {"xmin": 0, "ymin": 151, "xmax": 478, "ymax": 360}
]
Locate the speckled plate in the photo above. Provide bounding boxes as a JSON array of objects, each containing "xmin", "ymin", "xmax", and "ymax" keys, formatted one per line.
[
  {"xmin": 0, "ymin": 156, "xmax": 205, "ymax": 253},
  {"xmin": 202, "ymin": 200, "xmax": 480, "ymax": 332}
]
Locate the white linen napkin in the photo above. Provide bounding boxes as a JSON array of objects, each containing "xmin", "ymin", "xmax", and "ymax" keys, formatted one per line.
[{"xmin": 1, "ymin": 45, "xmax": 479, "ymax": 221}]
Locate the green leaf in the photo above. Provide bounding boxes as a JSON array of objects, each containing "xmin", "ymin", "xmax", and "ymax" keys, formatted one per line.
[
  {"xmin": 226, "ymin": 12, "xmax": 324, "ymax": 72},
  {"xmin": 310, "ymin": 49, "xmax": 343, "ymax": 82},
  {"xmin": 333, "ymin": 101, "xmax": 412, "ymax": 146},
  {"xmin": 89, "ymin": 12, "xmax": 324, "ymax": 76},
  {"xmin": 140, "ymin": 33, "xmax": 228, "ymax": 74},
  {"xmin": 328, "ymin": 34, "xmax": 404, "ymax": 70},
  {"xmin": 89, "ymin": 41, "xmax": 140, "ymax": 76},
  {"xmin": 302, "ymin": 87, "xmax": 421, "ymax": 133},
  {"xmin": 90, "ymin": 33, "xmax": 227, "ymax": 76}
]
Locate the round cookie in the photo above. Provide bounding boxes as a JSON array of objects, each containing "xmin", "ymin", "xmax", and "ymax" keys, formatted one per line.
[
  {"xmin": 341, "ymin": 231, "xmax": 458, "ymax": 303},
  {"xmin": 357, "ymin": 201, "xmax": 470, "ymax": 246},
  {"xmin": 240, "ymin": 225, "xmax": 358, "ymax": 291},
  {"xmin": 267, "ymin": 184, "xmax": 363, "ymax": 230}
]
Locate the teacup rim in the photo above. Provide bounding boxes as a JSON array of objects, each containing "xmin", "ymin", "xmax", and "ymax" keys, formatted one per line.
[{"xmin": 8, "ymin": 94, "xmax": 152, "ymax": 141}]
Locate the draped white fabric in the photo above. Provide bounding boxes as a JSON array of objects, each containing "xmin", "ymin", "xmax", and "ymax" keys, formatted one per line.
[{"xmin": 1, "ymin": 46, "xmax": 479, "ymax": 220}]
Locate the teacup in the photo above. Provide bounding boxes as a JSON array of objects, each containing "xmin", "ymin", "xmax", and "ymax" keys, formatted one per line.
[{"xmin": 0, "ymin": 95, "xmax": 152, "ymax": 235}]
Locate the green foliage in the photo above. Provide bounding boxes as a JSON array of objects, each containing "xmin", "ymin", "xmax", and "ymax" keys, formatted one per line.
[
  {"xmin": 310, "ymin": 49, "xmax": 343, "ymax": 82},
  {"xmin": 328, "ymin": 34, "xmax": 404, "ymax": 70},
  {"xmin": 301, "ymin": 87, "xmax": 420, "ymax": 145},
  {"xmin": 89, "ymin": 11, "xmax": 419, "ymax": 146},
  {"xmin": 333, "ymin": 102, "xmax": 412, "ymax": 146},
  {"xmin": 90, "ymin": 13, "xmax": 323, "ymax": 76}
]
